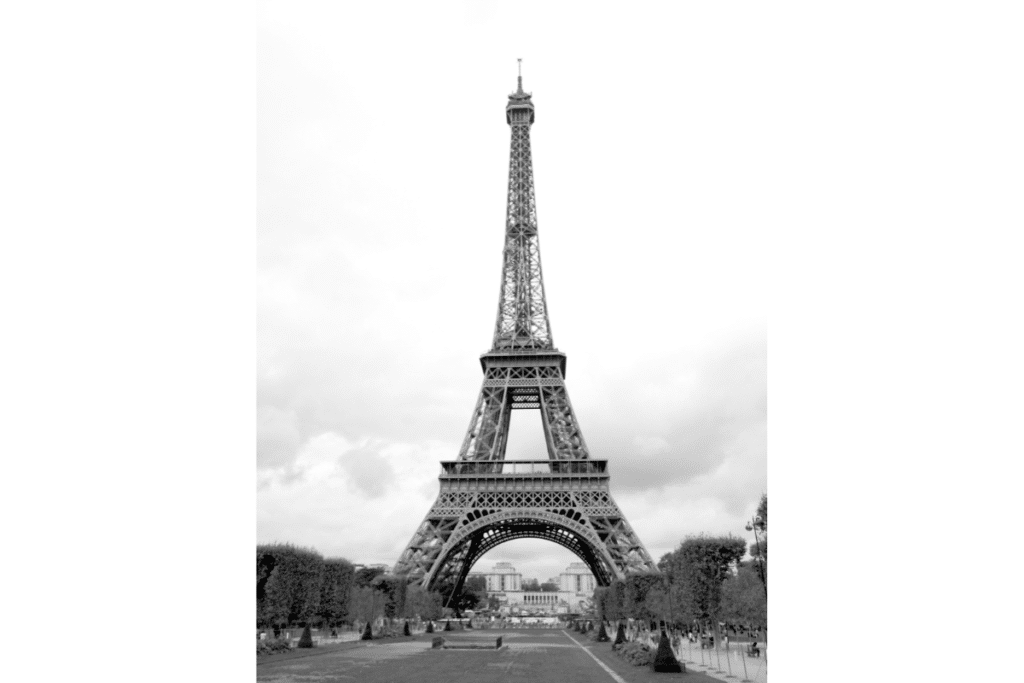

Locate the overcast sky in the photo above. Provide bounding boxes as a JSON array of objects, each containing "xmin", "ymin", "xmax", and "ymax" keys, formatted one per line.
[{"xmin": 258, "ymin": 2, "xmax": 774, "ymax": 582}]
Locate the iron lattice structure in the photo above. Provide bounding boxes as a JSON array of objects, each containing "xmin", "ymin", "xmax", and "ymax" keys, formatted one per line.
[{"xmin": 393, "ymin": 73, "xmax": 656, "ymax": 602}]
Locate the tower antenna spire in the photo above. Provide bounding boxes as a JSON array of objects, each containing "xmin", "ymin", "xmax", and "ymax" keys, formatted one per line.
[{"xmin": 517, "ymin": 58, "xmax": 523, "ymax": 93}]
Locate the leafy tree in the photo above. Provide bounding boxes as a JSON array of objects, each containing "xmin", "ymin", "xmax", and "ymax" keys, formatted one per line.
[
  {"xmin": 435, "ymin": 575, "xmax": 486, "ymax": 616},
  {"xmin": 350, "ymin": 585, "xmax": 385, "ymax": 623},
  {"xmin": 720, "ymin": 563, "xmax": 767, "ymax": 627},
  {"xmin": 404, "ymin": 585, "xmax": 443, "ymax": 621},
  {"xmin": 623, "ymin": 572, "xmax": 664, "ymax": 621},
  {"xmin": 353, "ymin": 566, "xmax": 386, "ymax": 588},
  {"xmin": 659, "ymin": 535, "xmax": 746, "ymax": 629},
  {"xmin": 521, "ymin": 578, "xmax": 541, "ymax": 592},
  {"xmin": 318, "ymin": 558, "xmax": 355, "ymax": 627},
  {"xmin": 373, "ymin": 575, "xmax": 407, "ymax": 621},
  {"xmin": 256, "ymin": 544, "xmax": 325, "ymax": 629},
  {"xmin": 593, "ymin": 587, "xmax": 609, "ymax": 621},
  {"xmin": 539, "ymin": 581, "xmax": 559, "ymax": 592}
]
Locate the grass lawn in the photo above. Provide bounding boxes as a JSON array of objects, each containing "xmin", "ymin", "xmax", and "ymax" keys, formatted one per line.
[{"xmin": 257, "ymin": 628, "xmax": 723, "ymax": 683}]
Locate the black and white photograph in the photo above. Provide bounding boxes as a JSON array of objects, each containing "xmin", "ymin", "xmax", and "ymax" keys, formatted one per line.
[{"xmin": 5, "ymin": 2, "xmax": 1022, "ymax": 682}]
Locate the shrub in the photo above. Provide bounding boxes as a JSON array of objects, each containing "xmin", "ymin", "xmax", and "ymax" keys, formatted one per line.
[
  {"xmin": 297, "ymin": 625, "xmax": 314, "ymax": 648},
  {"xmin": 613, "ymin": 641, "xmax": 653, "ymax": 667},
  {"xmin": 614, "ymin": 622, "xmax": 627, "ymax": 646},
  {"xmin": 361, "ymin": 623, "xmax": 373, "ymax": 640},
  {"xmin": 651, "ymin": 631, "xmax": 683, "ymax": 673},
  {"xmin": 403, "ymin": 620, "xmax": 411, "ymax": 636},
  {"xmin": 257, "ymin": 637, "xmax": 292, "ymax": 656},
  {"xmin": 444, "ymin": 620, "xmax": 452, "ymax": 632},
  {"xmin": 594, "ymin": 623, "xmax": 610, "ymax": 642},
  {"xmin": 426, "ymin": 621, "xmax": 434, "ymax": 633}
]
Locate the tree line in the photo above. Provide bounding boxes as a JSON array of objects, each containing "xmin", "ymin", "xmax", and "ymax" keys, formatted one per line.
[
  {"xmin": 256, "ymin": 544, "xmax": 446, "ymax": 630},
  {"xmin": 593, "ymin": 535, "xmax": 766, "ymax": 629}
]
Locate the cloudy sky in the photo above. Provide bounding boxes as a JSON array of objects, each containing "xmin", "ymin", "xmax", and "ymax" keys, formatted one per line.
[{"xmin": 258, "ymin": 1, "xmax": 776, "ymax": 582}]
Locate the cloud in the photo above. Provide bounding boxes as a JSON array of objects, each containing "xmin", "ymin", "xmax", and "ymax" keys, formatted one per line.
[
  {"xmin": 587, "ymin": 332, "xmax": 767, "ymax": 495},
  {"xmin": 338, "ymin": 447, "xmax": 395, "ymax": 498},
  {"xmin": 256, "ymin": 5, "xmax": 768, "ymax": 582},
  {"xmin": 257, "ymin": 405, "xmax": 301, "ymax": 468}
]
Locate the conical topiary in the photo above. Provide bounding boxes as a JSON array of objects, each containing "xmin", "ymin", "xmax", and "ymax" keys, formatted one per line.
[
  {"xmin": 614, "ymin": 622, "xmax": 627, "ymax": 646},
  {"xmin": 587, "ymin": 621, "xmax": 594, "ymax": 632},
  {"xmin": 426, "ymin": 621, "xmax": 434, "ymax": 633},
  {"xmin": 444, "ymin": 620, "xmax": 452, "ymax": 632},
  {"xmin": 651, "ymin": 630, "xmax": 684, "ymax": 673},
  {"xmin": 297, "ymin": 624, "xmax": 314, "ymax": 648},
  {"xmin": 596, "ymin": 622, "xmax": 610, "ymax": 642},
  {"xmin": 361, "ymin": 622, "xmax": 373, "ymax": 640},
  {"xmin": 403, "ymin": 620, "xmax": 411, "ymax": 636}
]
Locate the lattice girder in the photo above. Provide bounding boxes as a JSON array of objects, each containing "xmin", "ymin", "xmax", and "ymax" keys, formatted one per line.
[
  {"xmin": 392, "ymin": 478, "xmax": 657, "ymax": 600},
  {"xmin": 392, "ymin": 73, "xmax": 658, "ymax": 603}
]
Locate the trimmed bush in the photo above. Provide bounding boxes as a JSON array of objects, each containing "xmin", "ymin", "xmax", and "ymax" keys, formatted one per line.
[
  {"xmin": 614, "ymin": 622, "xmax": 627, "ymax": 646},
  {"xmin": 403, "ymin": 620, "xmax": 411, "ymax": 636},
  {"xmin": 651, "ymin": 630, "xmax": 684, "ymax": 673},
  {"xmin": 426, "ymin": 621, "xmax": 434, "ymax": 633},
  {"xmin": 613, "ymin": 641, "xmax": 653, "ymax": 667},
  {"xmin": 361, "ymin": 623, "xmax": 373, "ymax": 640},
  {"xmin": 587, "ymin": 621, "xmax": 594, "ymax": 632},
  {"xmin": 297, "ymin": 625, "xmax": 314, "ymax": 648},
  {"xmin": 444, "ymin": 620, "xmax": 452, "ymax": 632},
  {"xmin": 595, "ymin": 623, "xmax": 610, "ymax": 642}
]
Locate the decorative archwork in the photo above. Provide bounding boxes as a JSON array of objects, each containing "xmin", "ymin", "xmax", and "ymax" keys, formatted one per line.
[{"xmin": 422, "ymin": 513, "xmax": 617, "ymax": 599}]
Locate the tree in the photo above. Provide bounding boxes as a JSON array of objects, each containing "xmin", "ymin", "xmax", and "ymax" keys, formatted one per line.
[
  {"xmin": 373, "ymin": 575, "xmax": 408, "ymax": 621},
  {"xmin": 539, "ymin": 581, "xmax": 559, "ymax": 592},
  {"xmin": 746, "ymin": 494, "xmax": 768, "ymax": 594},
  {"xmin": 659, "ymin": 535, "xmax": 746, "ymax": 630},
  {"xmin": 256, "ymin": 544, "xmax": 326, "ymax": 629},
  {"xmin": 622, "ymin": 572, "xmax": 664, "ymax": 622},
  {"xmin": 436, "ymin": 575, "xmax": 486, "ymax": 617},
  {"xmin": 720, "ymin": 563, "xmax": 767, "ymax": 627},
  {"xmin": 318, "ymin": 558, "xmax": 355, "ymax": 627},
  {"xmin": 404, "ymin": 585, "xmax": 443, "ymax": 621},
  {"xmin": 353, "ymin": 566, "xmax": 386, "ymax": 588},
  {"xmin": 350, "ymin": 586, "xmax": 384, "ymax": 624},
  {"xmin": 521, "ymin": 578, "xmax": 541, "ymax": 592}
]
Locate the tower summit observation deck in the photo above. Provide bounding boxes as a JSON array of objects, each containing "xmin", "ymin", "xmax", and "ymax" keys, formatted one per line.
[{"xmin": 393, "ymin": 66, "xmax": 656, "ymax": 604}]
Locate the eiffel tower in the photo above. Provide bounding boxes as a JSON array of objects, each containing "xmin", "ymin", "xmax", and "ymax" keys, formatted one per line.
[{"xmin": 393, "ymin": 65, "xmax": 657, "ymax": 601}]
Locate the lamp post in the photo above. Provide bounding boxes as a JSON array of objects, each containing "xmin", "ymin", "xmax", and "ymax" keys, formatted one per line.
[{"xmin": 745, "ymin": 515, "xmax": 767, "ymax": 598}]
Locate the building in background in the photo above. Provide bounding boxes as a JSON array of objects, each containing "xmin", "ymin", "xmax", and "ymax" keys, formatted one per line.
[{"xmin": 469, "ymin": 561, "xmax": 596, "ymax": 615}]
